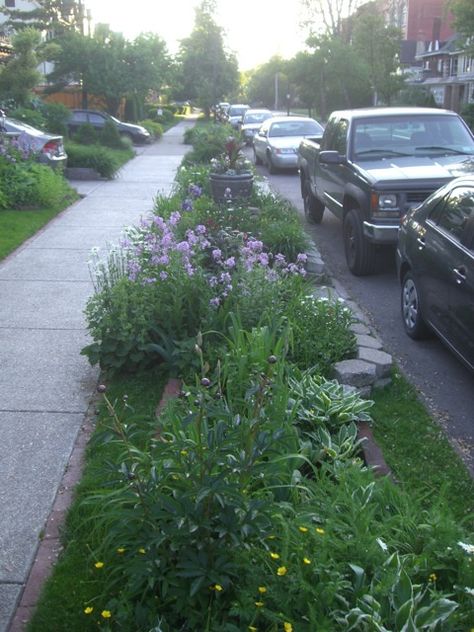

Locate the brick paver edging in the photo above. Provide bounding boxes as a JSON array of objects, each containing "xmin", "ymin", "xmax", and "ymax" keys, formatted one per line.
[{"xmin": 7, "ymin": 395, "xmax": 99, "ymax": 632}]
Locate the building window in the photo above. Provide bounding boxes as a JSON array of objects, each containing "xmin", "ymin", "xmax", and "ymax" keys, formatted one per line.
[{"xmin": 450, "ymin": 58, "xmax": 458, "ymax": 76}]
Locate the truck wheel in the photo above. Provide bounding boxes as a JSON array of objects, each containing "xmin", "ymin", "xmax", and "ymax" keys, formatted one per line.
[
  {"xmin": 267, "ymin": 152, "xmax": 277, "ymax": 174},
  {"xmin": 401, "ymin": 270, "xmax": 430, "ymax": 339},
  {"xmin": 254, "ymin": 148, "xmax": 262, "ymax": 165},
  {"xmin": 303, "ymin": 180, "xmax": 325, "ymax": 224},
  {"xmin": 343, "ymin": 209, "xmax": 376, "ymax": 276}
]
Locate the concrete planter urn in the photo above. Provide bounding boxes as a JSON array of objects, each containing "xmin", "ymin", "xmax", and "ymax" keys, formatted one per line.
[{"xmin": 209, "ymin": 171, "xmax": 254, "ymax": 203}]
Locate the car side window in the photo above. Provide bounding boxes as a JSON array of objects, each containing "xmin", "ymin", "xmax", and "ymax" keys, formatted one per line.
[
  {"xmin": 434, "ymin": 186, "xmax": 474, "ymax": 242},
  {"xmin": 332, "ymin": 119, "xmax": 349, "ymax": 155},
  {"xmin": 72, "ymin": 111, "xmax": 88, "ymax": 123},
  {"xmin": 89, "ymin": 113, "xmax": 106, "ymax": 124}
]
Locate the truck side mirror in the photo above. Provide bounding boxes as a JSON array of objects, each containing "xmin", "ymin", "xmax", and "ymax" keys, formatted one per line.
[{"xmin": 319, "ymin": 150, "xmax": 345, "ymax": 165}]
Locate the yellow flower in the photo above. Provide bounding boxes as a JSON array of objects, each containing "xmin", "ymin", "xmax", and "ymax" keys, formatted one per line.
[
  {"xmin": 138, "ymin": 548, "xmax": 146, "ymax": 554},
  {"xmin": 316, "ymin": 527, "xmax": 325, "ymax": 535},
  {"xmin": 116, "ymin": 547, "xmax": 125, "ymax": 554},
  {"xmin": 214, "ymin": 584, "xmax": 223, "ymax": 592},
  {"xmin": 270, "ymin": 552, "xmax": 280, "ymax": 559},
  {"xmin": 258, "ymin": 586, "xmax": 267, "ymax": 593},
  {"xmin": 303, "ymin": 557, "xmax": 311, "ymax": 565},
  {"xmin": 277, "ymin": 566, "xmax": 288, "ymax": 576},
  {"xmin": 101, "ymin": 610, "xmax": 112, "ymax": 619},
  {"xmin": 298, "ymin": 526, "xmax": 308, "ymax": 533},
  {"xmin": 84, "ymin": 606, "xmax": 93, "ymax": 614},
  {"xmin": 255, "ymin": 601, "xmax": 264, "ymax": 607},
  {"xmin": 249, "ymin": 627, "xmax": 258, "ymax": 632},
  {"xmin": 267, "ymin": 535, "xmax": 276, "ymax": 540},
  {"xmin": 429, "ymin": 573, "xmax": 437, "ymax": 582},
  {"xmin": 180, "ymin": 450, "xmax": 188, "ymax": 456},
  {"xmin": 284, "ymin": 623, "xmax": 293, "ymax": 632},
  {"xmin": 94, "ymin": 561, "xmax": 104, "ymax": 569}
]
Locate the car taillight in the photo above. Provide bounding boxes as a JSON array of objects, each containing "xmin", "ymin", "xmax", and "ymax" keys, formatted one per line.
[{"xmin": 42, "ymin": 141, "xmax": 59, "ymax": 154}]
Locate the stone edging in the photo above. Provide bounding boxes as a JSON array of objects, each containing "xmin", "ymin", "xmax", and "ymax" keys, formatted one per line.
[{"xmin": 305, "ymin": 245, "xmax": 394, "ymax": 479}]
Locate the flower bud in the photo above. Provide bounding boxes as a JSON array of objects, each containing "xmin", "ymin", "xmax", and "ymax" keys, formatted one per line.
[
  {"xmin": 97, "ymin": 384, "xmax": 107, "ymax": 393},
  {"xmin": 267, "ymin": 355, "xmax": 277, "ymax": 364},
  {"xmin": 201, "ymin": 377, "xmax": 211, "ymax": 388}
]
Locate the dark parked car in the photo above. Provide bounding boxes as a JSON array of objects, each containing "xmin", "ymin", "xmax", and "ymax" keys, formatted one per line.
[
  {"xmin": 1, "ymin": 116, "xmax": 67, "ymax": 169},
  {"xmin": 397, "ymin": 175, "xmax": 474, "ymax": 371},
  {"xmin": 67, "ymin": 109, "xmax": 151, "ymax": 144}
]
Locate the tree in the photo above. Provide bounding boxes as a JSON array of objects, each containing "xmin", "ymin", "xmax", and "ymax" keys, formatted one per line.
[
  {"xmin": 352, "ymin": 5, "xmax": 404, "ymax": 105},
  {"xmin": 0, "ymin": 28, "xmax": 42, "ymax": 106},
  {"xmin": 451, "ymin": 0, "xmax": 474, "ymax": 45},
  {"xmin": 246, "ymin": 57, "xmax": 289, "ymax": 109},
  {"xmin": 174, "ymin": 0, "xmax": 239, "ymax": 116},
  {"xmin": 300, "ymin": 0, "xmax": 364, "ymax": 38},
  {"xmin": 1, "ymin": 0, "xmax": 84, "ymax": 34},
  {"xmin": 47, "ymin": 26, "xmax": 170, "ymax": 116},
  {"xmin": 301, "ymin": 34, "xmax": 371, "ymax": 118}
]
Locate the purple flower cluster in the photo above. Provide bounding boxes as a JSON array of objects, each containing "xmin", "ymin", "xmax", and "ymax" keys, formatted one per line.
[
  {"xmin": 181, "ymin": 183, "xmax": 203, "ymax": 213},
  {"xmin": 0, "ymin": 132, "xmax": 39, "ymax": 163},
  {"xmin": 123, "ymin": 212, "xmax": 210, "ymax": 283},
  {"xmin": 116, "ymin": 207, "xmax": 307, "ymax": 312},
  {"xmin": 206, "ymin": 238, "xmax": 306, "ymax": 308}
]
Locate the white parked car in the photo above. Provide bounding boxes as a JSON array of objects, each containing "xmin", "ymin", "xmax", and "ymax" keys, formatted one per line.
[
  {"xmin": 240, "ymin": 108, "xmax": 274, "ymax": 145},
  {"xmin": 253, "ymin": 115, "xmax": 324, "ymax": 173}
]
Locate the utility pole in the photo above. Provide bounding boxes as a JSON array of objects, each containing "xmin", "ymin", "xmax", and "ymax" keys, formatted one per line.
[{"xmin": 274, "ymin": 72, "xmax": 279, "ymax": 110}]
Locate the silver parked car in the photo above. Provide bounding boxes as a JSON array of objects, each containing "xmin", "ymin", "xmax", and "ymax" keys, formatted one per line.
[
  {"xmin": 226, "ymin": 104, "xmax": 250, "ymax": 129},
  {"xmin": 240, "ymin": 108, "xmax": 274, "ymax": 145},
  {"xmin": 253, "ymin": 115, "xmax": 324, "ymax": 173},
  {"xmin": 2, "ymin": 116, "xmax": 67, "ymax": 169}
]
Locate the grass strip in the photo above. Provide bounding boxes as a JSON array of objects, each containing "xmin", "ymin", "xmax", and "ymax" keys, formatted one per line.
[
  {"xmin": 27, "ymin": 367, "xmax": 169, "ymax": 632},
  {"xmin": 0, "ymin": 202, "xmax": 76, "ymax": 261},
  {"xmin": 371, "ymin": 368, "xmax": 474, "ymax": 526}
]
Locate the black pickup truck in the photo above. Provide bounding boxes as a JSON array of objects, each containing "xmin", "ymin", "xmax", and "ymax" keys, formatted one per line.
[{"xmin": 297, "ymin": 107, "xmax": 474, "ymax": 275}]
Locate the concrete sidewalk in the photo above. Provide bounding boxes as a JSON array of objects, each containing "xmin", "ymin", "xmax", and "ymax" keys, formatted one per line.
[{"xmin": 0, "ymin": 120, "xmax": 195, "ymax": 631}]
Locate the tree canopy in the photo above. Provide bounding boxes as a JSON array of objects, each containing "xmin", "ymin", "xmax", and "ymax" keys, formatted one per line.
[
  {"xmin": 47, "ymin": 26, "xmax": 170, "ymax": 115},
  {"xmin": 173, "ymin": 0, "xmax": 239, "ymax": 115}
]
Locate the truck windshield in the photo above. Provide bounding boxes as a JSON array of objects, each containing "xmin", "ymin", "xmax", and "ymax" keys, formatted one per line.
[{"xmin": 352, "ymin": 115, "xmax": 474, "ymax": 159}]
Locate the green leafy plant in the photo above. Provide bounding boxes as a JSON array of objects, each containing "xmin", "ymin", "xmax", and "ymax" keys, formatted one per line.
[{"xmin": 65, "ymin": 142, "xmax": 133, "ymax": 178}]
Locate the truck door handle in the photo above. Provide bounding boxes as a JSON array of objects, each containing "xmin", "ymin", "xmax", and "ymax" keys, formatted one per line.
[
  {"xmin": 416, "ymin": 237, "xmax": 425, "ymax": 250},
  {"xmin": 453, "ymin": 266, "xmax": 467, "ymax": 284}
]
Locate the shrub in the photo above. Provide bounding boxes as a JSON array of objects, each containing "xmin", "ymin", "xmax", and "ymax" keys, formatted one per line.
[
  {"xmin": 65, "ymin": 142, "xmax": 133, "ymax": 179},
  {"xmin": 72, "ymin": 122, "xmax": 99, "ymax": 145},
  {"xmin": 8, "ymin": 106, "xmax": 46, "ymax": 129},
  {"xmin": 138, "ymin": 119, "xmax": 163, "ymax": 139},
  {"xmin": 183, "ymin": 122, "xmax": 234, "ymax": 164},
  {"xmin": 461, "ymin": 104, "xmax": 474, "ymax": 132},
  {"xmin": 40, "ymin": 102, "xmax": 70, "ymax": 136},
  {"xmin": 99, "ymin": 120, "xmax": 127, "ymax": 149},
  {"xmin": 0, "ymin": 158, "xmax": 72, "ymax": 209}
]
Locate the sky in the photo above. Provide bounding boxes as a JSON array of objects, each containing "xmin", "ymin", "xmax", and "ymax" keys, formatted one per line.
[{"xmin": 83, "ymin": 0, "xmax": 307, "ymax": 70}]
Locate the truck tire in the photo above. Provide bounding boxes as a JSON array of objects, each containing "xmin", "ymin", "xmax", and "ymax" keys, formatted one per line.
[
  {"xmin": 303, "ymin": 180, "xmax": 325, "ymax": 224},
  {"xmin": 401, "ymin": 270, "xmax": 430, "ymax": 339},
  {"xmin": 343, "ymin": 209, "xmax": 376, "ymax": 276}
]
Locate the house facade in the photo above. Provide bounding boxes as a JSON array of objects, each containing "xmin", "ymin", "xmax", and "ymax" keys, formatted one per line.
[{"xmin": 378, "ymin": 0, "xmax": 473, "ymax": 112}]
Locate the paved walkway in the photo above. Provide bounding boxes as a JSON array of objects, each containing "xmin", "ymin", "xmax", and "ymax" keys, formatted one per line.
[{"xmin": 0, "ymin": 119, "xmax": 195, "ymax": 631}]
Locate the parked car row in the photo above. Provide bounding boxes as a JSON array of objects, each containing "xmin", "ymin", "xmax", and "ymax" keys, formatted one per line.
[
  {"xmin": 290, "ymin": 106, "xmax": 474, "ymax": 372},
  {"xmin": 0, "ymin": 107, "xmax": 153, "ymax": 172}
]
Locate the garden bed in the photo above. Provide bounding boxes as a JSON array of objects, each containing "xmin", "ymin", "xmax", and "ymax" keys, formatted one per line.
[{"xmin": 25, "ymin": 123, "xmax": 474, "ymax": 632}]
